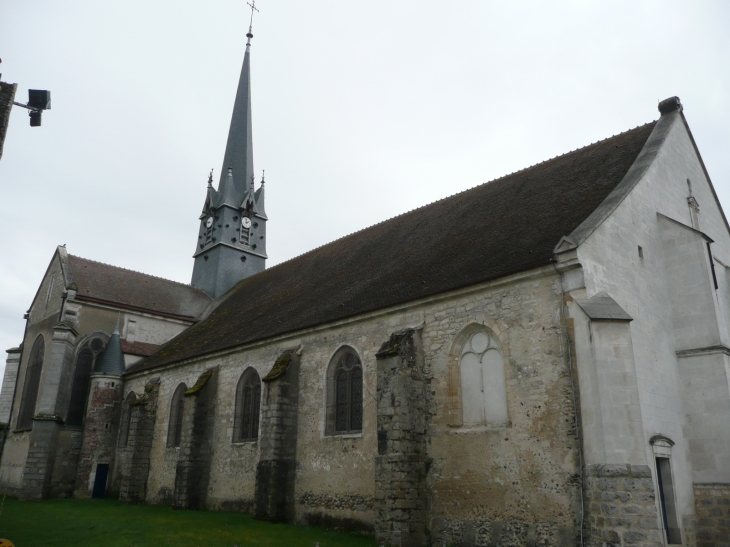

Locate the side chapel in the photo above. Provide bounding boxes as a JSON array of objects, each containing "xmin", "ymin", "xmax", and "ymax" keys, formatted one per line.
[{"xmin": 0, "ymin": 20, "xmax": 728, "ymax": 547}]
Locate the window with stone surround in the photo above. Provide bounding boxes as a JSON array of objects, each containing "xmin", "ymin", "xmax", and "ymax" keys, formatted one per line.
[
  {"xmin": 118, "ymin": 391, "xmax": 137, "ymax": 448},
  {"xmin": 66, "ymin": 336, "xmax": 108, "ymax": 427},
  {"xmin": 167, "ymin": 383, "xmax": 187, "ymax": 448},
  {"xmin": 17, "ymin": 334, "xmax": 45, "ymax": 430},
  {"xmin": 650, "ymin": 435, "xmax": 682, "ymax": 544},
  {"xmin": 233, "ymin": 368, "xmax": 261, "ymax": 442},
  {"xmin": 325, "ymin": 346, "xmax": 363, "ymax": 435},
  {"xmin": 458, "ymin": 328, "xmax": 508, "ymax": 426}
]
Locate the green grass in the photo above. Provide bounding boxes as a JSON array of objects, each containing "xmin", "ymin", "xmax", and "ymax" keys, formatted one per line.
[{"xmin": 0, "ymin": 497, "xmax": 377, "ymax": 547}]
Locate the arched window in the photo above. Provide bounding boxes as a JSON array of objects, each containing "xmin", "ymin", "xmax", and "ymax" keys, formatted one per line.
[
  {"xmin": 233, "ymin": 368, "xmax": 261, "ymax": 442},
  {"xmin": 66, "ymin": 336, "xmax": 108, "ymax": 427},
  {"xmin": 460, "ymin": 330, "xmax": 508, "ymax": 425},
  {"xmin": 17, "ymin": 335, "xmax": 45, "ymax": 430},
  {"xmin": 167, "ymin": 383, "xmax": 187, "ymax": 447},
  {"xmin": 326, "ymin": 347, "xmax": 363, "ymax": 435},
  {"xmin": 118, "ymin": 391, "xmax": 137, "ymax": 448}
]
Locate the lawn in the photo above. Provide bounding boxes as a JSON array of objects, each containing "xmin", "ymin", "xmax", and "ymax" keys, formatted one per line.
[{"xmin": 0, "ymin": 497, "xmax": 377, "ymax": 547}]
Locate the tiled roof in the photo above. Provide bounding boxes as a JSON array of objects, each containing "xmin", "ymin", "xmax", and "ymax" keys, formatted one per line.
[
  {"xmin": 68, "ymin": 256, "xmax": 211, "ymax": 320},
  {"xmin": 121, "ymin": 340, "xmax": 162, "ymax": 357},
  {"xmin": 130, "ymin": 121, "xmax": 657, "ymax": 372}
]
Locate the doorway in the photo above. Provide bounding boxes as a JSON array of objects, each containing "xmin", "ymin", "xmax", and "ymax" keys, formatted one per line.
[{"xmin": 92, "ymin": 464, "xmax": 109, "ymax": 499}]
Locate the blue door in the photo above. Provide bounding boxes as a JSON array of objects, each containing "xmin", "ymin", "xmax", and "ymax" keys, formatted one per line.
[{"xmin": 92, "ymin": 464, "xmax": 109, "ymax": 499}]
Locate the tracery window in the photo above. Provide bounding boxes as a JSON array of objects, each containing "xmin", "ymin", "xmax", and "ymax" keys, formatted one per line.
[
  {"xmin": 118, "ymin": 391, "xmax": 137, "ymax": 448},
  {"xmin": 233, "ymin": 368, "xmax": 261, "ymax": 442},
  {"xmin": 17, "ymin": 335, "xmax": 45, "ymax": 430},
  {"xmin": 66, "ymin": 336, "xmax": 107, "ymax": 427},
  {"xmin": 167, "ymin": 383, "xmax": 187, "ymax": 448},
  {"xmin": 326, "ymin": 347, "xmax": 363, "ymax": 435},
  {"xmin": 459, "ymin": 330, "xmax": 508, "ymax": 425}
]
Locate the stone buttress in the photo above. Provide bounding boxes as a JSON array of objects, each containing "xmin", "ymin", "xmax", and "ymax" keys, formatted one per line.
[
  {"xmin": 117, "ymin": 377, "xmax": 160, "ymax": 503},
  {"xmin": 375, "ymin": 329, "xmax": 431, "ymax": 547},
  {"xmin": 20, "ymin": 322, "xmax": 77, "ymax": 500},
  {"xmin": 173, "ymin": 367, "xmax": 219, "ymax": 509},
  {"xmin": 254, "ymin": 348, "xmax": 301, "ymax": 522}
]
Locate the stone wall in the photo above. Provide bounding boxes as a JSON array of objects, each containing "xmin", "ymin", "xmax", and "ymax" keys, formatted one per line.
[
  {"xmin": 375, "ymin": 329, "xmax": 430, "ymax": 547},
  {"xmin": 255, "ymin": 350, "xmax": 300, "ymax": 522},
  {"xmin": 583, "ymin": 464, "xmax": 662, "ymax": 547},
  {"xmin": 74, "ymin": 375, "xmax": 123, "ymax": 497},
  {"xmin": 694, "ymin": 483, "xmax": 730, "ymax": 547},
  {"xmin": 49, "ymin": 428, "xmax": 83, "ymax": 497},
  {"xmin": 174, "ymin": 367, "xmax": 218, "ymax": 509},
  {"xmin": 124, "ymin": 265, "xmax": 582, "ymax": 539},
  {"xmin": 0, "ymin": 81, "xmax": 17, "ymax": 160},
  {"xmin": 117, "ymin": 378, "xmax": 159, "ymax": 503}
]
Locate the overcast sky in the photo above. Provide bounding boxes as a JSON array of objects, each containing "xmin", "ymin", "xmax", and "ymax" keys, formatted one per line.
[{"xmin": 1, "ymin": 1, "xmax": 729, "ymax": 383}]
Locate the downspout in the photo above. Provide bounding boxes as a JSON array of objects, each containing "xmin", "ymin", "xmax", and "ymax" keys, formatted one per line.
[
  {"xmin": 0, "ymin": 310, "xmax": 30, "ymax": 463},
  {"xmin": 552, "ymin": 259, "xmax": 585, "ymax": 546}
]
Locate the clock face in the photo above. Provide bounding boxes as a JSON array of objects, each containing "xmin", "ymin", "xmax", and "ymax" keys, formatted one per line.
[
  {"xmin": 241, "ymin": 217, "xmax": 252, "ymax": 229},
  {"xmin": 206, "ymin": 217, "xmax": 213, "ymax": 228}
]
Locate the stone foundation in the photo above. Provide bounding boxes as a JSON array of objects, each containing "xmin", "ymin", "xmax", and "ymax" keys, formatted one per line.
[
  {"xmin": 694, "ymin": 483, "xmax": 730, "ymax": 547},
  {"xmin": 584, "ymin": 464, "xmax": 662, "ymax": 547}
]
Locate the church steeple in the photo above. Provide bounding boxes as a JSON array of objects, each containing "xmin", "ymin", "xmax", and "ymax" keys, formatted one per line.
[{"xmin": 191, "ymin": 6, "xmax": 267, "ymax": 299}]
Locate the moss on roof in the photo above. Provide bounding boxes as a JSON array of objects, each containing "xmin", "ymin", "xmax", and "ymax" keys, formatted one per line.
[{"xmin": 130, "ymin": 121, "xmax": 657, "ymax": 373}]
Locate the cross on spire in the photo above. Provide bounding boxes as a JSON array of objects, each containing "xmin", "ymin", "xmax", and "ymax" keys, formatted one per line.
[{"xmin": 246, "ymin": 1, "xmax": 259, "ymax": 45}]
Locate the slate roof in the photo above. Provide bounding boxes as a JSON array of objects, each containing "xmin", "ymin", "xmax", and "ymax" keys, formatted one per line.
[
  {"xmin": 68, "ymin": 255, "xmax": 211, "ymax": 320},
  {"xmin": 131, "ymin": 120, "xmax": 657, "ymax": 372},
  {"xmin": 94, "ymin": 325, "xmax": 126, "ymax": 376}
]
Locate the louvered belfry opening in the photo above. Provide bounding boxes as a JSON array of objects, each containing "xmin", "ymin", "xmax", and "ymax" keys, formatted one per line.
[
  {"xmin": 17, "ymin": 335, "xmax": 45, "ymax": 430},
  {"xmin": 234, "ymin": 368, "xmax": 261, "ymax": 442}
]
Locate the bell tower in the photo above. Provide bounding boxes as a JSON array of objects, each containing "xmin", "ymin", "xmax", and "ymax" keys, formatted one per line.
[{"xmin": 191, "ymin": 14, "xmax": 267, "ymax": 299}]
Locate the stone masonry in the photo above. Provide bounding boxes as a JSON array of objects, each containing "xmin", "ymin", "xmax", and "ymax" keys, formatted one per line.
[
  {"xmin": 255, "ymin": 348, "xmax": 301, "ymax": 523},
  {"xmin": 583, "ymin": 464, "xmax": 662, "ymax": 547},
  {"xmin": 694, "ymin": 483, "xmax": 730, "ymax": 547},
  {"xmin": 118, "ymin": 377, "xmax": 160, "ymax": 503},
  {"xmin": 173, "ymin": 367, "xmax": 218, "ymax": 509},
  {"xmin": 375, "ymin": 329, "xmax": 431, "ymax": 547},
  {"xmin": 20, "ymin": 322, "xmax": 78, "ymax": 500},
  {"xmin": 74, "ymin": 374, "xmax": 123, "ymax": 497}
]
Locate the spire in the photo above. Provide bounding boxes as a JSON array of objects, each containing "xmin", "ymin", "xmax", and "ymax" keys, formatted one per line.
[
  {"xmin": 254, "ymin": 170, "xmax": 267, "ymax": 218},
  {"xmin": 218, "ymin": 1, "xmax": 257, "ymax": 205},
  {"xmin": 93, "ymin": 317, "xmax": 125, "ymax": 376}
]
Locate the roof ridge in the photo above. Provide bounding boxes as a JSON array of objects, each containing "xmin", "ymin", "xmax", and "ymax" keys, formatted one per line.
[
  {"xmin": 69, "ymin": 254, "xmax": 208, "ymax": 294},
  {"xmin": 254, "ymin": 120, "xmax": 657, "ymax": 279}
]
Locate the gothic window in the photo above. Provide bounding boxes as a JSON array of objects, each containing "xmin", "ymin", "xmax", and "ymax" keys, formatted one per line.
[
  {"xmin": 233, "ymin": 368, "xmax": 261, "ymax": 442},
  {"xmin": 66, "ymin": 336, "xmax": 107, "ymax": 427},
  {"xmin": 17, "ymin": 335, "xmax": 45, "ymax": 430},
  {"xmin": 326, "ymin": 347, "xmax": 363, "ymax": 435},
  {"xmin": 459, "ymin": 330, "xmax": 508, "ymax": 425},
  {"xmin": 118, "ymin": 391, "xmax": 137, "ymax": 448},
  {"xmin": 167, "ymin": 383, "xmax": 187, "ymax": 448}
]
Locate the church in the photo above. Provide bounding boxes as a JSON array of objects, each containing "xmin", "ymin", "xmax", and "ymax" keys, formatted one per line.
[{"xmin": 0, "ymin": 19, "xmax": 728, "ymax": 547}]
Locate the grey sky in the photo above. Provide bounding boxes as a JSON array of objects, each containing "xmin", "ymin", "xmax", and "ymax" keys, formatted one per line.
[{"xmin": 1, "ymin": 1, "xmax": 729, "ymax": 383}]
